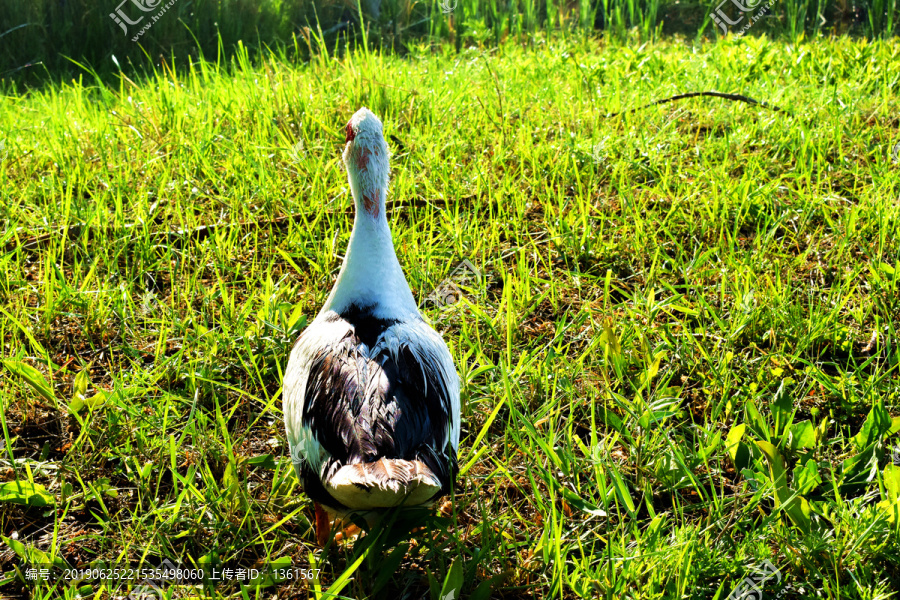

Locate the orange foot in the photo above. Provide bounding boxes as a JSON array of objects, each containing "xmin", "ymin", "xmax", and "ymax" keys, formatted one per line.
[
  {"xmin": 334, "ymin": 522, "xmax": 361, "ymax": 543},
  {"xmin": 315, "ymin": 504, "xmax": 368, "ymax": 546}
]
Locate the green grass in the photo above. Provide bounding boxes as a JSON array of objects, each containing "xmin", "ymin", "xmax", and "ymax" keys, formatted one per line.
[
  {"xmin": 2, "ymin": 32, "xmax": 900, "ymax": 599},
  {"xmin": 3, "ymin": 0, "xmax": 899, "ymax": 83}
]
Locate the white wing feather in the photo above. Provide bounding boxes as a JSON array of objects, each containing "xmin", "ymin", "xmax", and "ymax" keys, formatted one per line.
[{"xmin": 283, "ymin": 314, "xmax": 460, "ymax": 479}]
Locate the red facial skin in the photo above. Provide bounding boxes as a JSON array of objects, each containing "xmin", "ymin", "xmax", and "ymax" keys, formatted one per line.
[{"xmin": 345, "ymin": 123, "xmax": 356, "ymax": 143}]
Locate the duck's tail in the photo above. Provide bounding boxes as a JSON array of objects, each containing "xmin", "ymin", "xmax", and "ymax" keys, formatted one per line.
[{"xmin": 324, "ymin": 458, "xmax": 441, "ymax": 510}]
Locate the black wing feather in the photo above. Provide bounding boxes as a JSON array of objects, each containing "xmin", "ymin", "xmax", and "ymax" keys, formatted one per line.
[{"xmin": 300, "ymin": 305, "xmax": 457, "ymax": 508}]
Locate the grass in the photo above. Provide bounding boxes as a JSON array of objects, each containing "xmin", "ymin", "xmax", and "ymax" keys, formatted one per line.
[
  {"xmin": 2, "ymin": 0, "xmax": 898, "ymax": 83},
  {"xmin": 1, "ymin": 31, "xmax": 900, "ymax": 599}
]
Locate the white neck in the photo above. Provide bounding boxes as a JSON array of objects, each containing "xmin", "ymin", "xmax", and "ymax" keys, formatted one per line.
[{"xmin": 320, "ymin": 146, "xmax": 420, "ymax": 321}]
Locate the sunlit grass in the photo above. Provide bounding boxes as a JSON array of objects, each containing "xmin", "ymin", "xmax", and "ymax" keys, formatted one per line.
[{"xmin": 1, "ymin": 33, "xmax": 900, "ymax": 599}]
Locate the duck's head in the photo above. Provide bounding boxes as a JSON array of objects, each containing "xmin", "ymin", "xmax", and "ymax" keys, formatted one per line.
[{"xmin": 342, "ymin": 107, "xmax": 390, "ymax": 220}]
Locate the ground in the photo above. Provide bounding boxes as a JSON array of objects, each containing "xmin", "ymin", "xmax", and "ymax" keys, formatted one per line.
[{"xmin": 1, "ymin": 33, "xmax": 899, "ymax": 599}]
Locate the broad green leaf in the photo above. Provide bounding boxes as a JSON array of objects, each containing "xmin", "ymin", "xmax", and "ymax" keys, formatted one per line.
[
  {"xmin": 756, "ymin": 441, "xmax": 810, "ymax": 533},
  {"xmin": 69, "ymin": 390, "xmax": 108, "ymax": 415},
  {"xmin": 654, "ymin": 450, "xmax": 693, "ymax": 490},
  {"xmin": 746, "ymin": 401, "xmax": 771, "ymax": 440},
  {"xmin": 889, "ymin": 416, "xmax": 900, "ymax": 436},
  {"xmin": 0, "ymin": 481, "xmax": 55, "ymax": 507},
  {"xmin": 72, "ymin": 365, "xmax": 90, "ymax": 401},
  {"xmin": 877, "ymin": 498, "xmax": 900, "ymax": 524},
  {"xmin": 771, "ymin": 381, "xmax": 794, "ymax": 436},
  {"xmin": 642, "ymin": 350, "xmax": 666, "ymax": 386},
  {"xmin": 667, "ymin": 304, "xmax": 699, "ymax": 316},
  {"xmin": 725, "ymin": 423, "xmax": 752, "ymax": 471},
  {"xmin": 756, "ymin": 441, "xmax": 786, "ymax": 484},
  {"xmin": 877, "ymin": 464, "xmax": 900, "ymax": 523},
  {"xmin": 725, "ymin": 423, "xmax": 746, "ymax": 460},
  {"xmin": 600, "ymin": 321, "xmax": 622, "ymax": 359},
  {"xmin": 439, "ymin": 557, "xmax": 464, "ymax": 600},
  {"xmin": 199, "ymin": 550, "xmax": 224, "ymax": 567},
  {"xmin": 2, "ymin": 360, "xmax": 55, "ymax": 403},
  {"xmin": 2, "ymin": 535, "xmax": 27, "ymax": 559},
  {"xmin": 841, "ymin": 443, "xmax": 881, "ymax": 489},
  {"xmin": 788, "ymin": 420, "xmax": 817, "ymax": 450},
  {"xmin": 793, "ymin": 459, "xmax": 821, "ymax": 495},
  {"xmin": 884, "ymin": 464, "xmax": 900, "ymax": 501},
  {"xmin": 817, "ymin": 418, "xmax": 830, "ymax": 443},
  {"xmin": 247, "ymin": 454, "xmax": 276, "ymax": 470},
  {"xmin": 60, "ymin": 481, "xmax": 73, "ymax": 503},
  {"xmin": 557, "ymin": 485, "xmax": 607, "ymax": 517},
  {"xmin": 699, "ymin": 431, "xmax": 722, "ymax": 461},
  {"xmin": 637, "ymin": 398, "xmax": 680, "ymax": 428},
  {"xmin": 853, "ymin": 401, "xmax": 892, "ymax": 451},
  {"xmin": 600, "ymin": 406, "xmax": 624, "ymax": 432},
  {"xmin": 223, "ymin": 462, "xmax": 242, "ymax": 507},
  {"xmin": 427, "ymin": 571, "xmax": 441, "ymax": 600},
  {"xmin": 609, "ymin": 468, "xmax": 636, "ymax": 515},
  {"xmin": 82, "ymin": 477, "xmax": 117, "ymax": 502}
]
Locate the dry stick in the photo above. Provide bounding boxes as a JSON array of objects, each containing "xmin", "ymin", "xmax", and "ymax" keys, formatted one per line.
[
  {"xmin": 482, "ymin": 55, "xmax": 507, "ymax": 141},
  {"xmin": 605, "ymin": 91, "xmax": 792, "ymax": 118},
  {"xmin": 0, "ymin": 149, "xmax": 34, "ymax": 172},
  {"xmin": 474, "ymin": 95, "xmax": 503, "ymax": 136}
]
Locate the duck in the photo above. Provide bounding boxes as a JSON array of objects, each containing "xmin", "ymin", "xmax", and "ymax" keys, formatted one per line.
[{"xmin": 283, "ymin": 107, "xmax": 460, "ymax": 545}]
